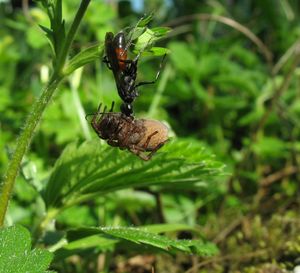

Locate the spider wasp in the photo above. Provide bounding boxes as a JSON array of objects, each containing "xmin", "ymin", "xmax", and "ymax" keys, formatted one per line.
[{"xmin": 103, "ymin": 30, "xmax": 165, "ymax": 117}]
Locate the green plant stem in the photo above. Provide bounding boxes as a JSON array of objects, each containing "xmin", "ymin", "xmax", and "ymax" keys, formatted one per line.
[
  {"xmin": 33, "ymin": 207, "xmax": 60, "ymax": 246},
  {"xmin": 0, "ymin": 76, "xmax": 63, "ymax": 226},
  {"xmin": 255, "ymin": 50, "xmax": 300, "ymax": 137},
  {"xmin": 148, "ymin": 64, "xmax": 171, "ymax": 117},
  {"xmin": 56, "ymin": 0, "xmax": 91, "ymax": 76},
  {"xmin": 0, "ymin": 0, "xmax": 91, "ymax": 226},
  {"xmin": 70, "ymin": 68, "xmax": 91, "ymax": 140}
]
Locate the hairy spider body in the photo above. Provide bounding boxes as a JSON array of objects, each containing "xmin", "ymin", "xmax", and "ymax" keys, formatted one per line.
[{"xmin": 91, "ymin": 107, "xmax": 168, "ymax": 161}]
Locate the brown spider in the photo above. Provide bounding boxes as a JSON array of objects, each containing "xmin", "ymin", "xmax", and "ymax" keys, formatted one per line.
[{"xmin": 90, "ymin": 103, "xmax": 168, "ymax": 161}]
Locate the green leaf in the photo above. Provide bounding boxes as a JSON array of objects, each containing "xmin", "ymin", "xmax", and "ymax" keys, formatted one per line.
[
  {"xmin": 137, "ymin": 14, "xmax": 153, "ymax": 27},
  {"xmin": 150, "ymin": 27, "xmax": 172, "ymax": 37},
  {"xmin": 126, "ymin": 17, "xmax": 170, "ymax": 55},
  {"xmin": 169, "ymin": 42, "xmax": 197, "ymax": 75},
  {"xmin": 63, "ymin": 43, "xmax": 104, "ymax": 75},
  {"xmin": 55, "ymin": 223, "xmax": 196, "ymax": 261},
  {"xmin": 66, "ymin": 227, "xmax": 218, "ymax": 256},
  {"xmin": 42, "ymin": 0, "xmax": 65, "ymax": 57},
  {"xmin": 39, "ymin": 24, "xmax": 53, "ymax": 39},
  {"xmin": 0, "ymin": 226, "xmax": 53, "ymax": 273},
  {"xmin": 143, "ymin": 223, "xmax": 197, "ymax": 233},
  {"xmin": 252, "ymin": 137, "xmax": 288, "ymax": 160},
  {"xmin": 134, "ymin": 47, "xmax": 170, "ymax": 57},
  {"xmin": 39, "ymin": 24, "xmax": 55, "ymax": 54},
  {"xmin": 134, "ymin": 28, "xmax": 166, "ymax": 52},
  {"xmin": 43, "ymin": 138, "xmax": 224, "ymax": 209},
  {"xmin": 54, "ymin": 235, "xmax": 117, "ymax": 261}
]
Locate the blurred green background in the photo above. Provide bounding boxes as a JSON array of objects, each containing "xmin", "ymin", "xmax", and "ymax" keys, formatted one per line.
[{"xmin": 1, "ymin": 0, "xmax": 300, "ymax": 272}]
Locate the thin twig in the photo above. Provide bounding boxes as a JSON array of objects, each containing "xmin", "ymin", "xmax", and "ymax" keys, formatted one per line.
[
  {"xmin": 255, "ymin": 46, "xmax": 300, "ymax": 136},
  {"xmin": 213, "ymin": 216, "xmax": 243, "ymax": 244},
  {"xmin": 235, "ymin": 45, "xmax": 300, "ymax": 177},
  {"xmin": 260, "ymin": 165, "xmax": 298, "ymax": 187},
  {"xmin": 272, "ymin": 38, "xmax": 300, "ymax": 75}
]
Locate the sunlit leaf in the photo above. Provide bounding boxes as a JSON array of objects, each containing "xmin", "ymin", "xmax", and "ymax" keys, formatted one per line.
[
  {"xmin": 136, "ymin": 47, "xmax": 170, "ymax": 57},
  {"xmin": 137, "ymin": 14, "xmax": 153, "ymax": 27},
  {"xmin": 252, "ymin": 137, "xmax": 287, "ymax": 160},
  {"xmin": 43, "ymin": 139, "xmax": 224, "ymax": 209},
  {"xmin": 0, "ymin": 226, "xmax": 53, "ymax": 273},
  {"xmin": 151, "ymin": 27, "xmax": 172, "ymax": 37},
  {"xmin": 66, "ymin": 227, "xmax": 218, "ymax": 256},
  {"xmin": 63, "ymin": 43, "xmax": 104, "ymax": 75},
  {"xmin": 54, "ymin": 235, "xmax": 117, "ymax": 261}
]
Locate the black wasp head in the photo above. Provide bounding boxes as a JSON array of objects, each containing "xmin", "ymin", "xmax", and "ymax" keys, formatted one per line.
[{"xmin": 120, "ymin": 103, "xmax": 134, "ymax": 117}]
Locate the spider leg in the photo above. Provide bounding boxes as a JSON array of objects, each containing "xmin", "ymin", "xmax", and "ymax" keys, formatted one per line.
[
  {"xmin": 128, "ymin": 146, "xmax": 150, "ymax": 161},
  {"xmin": 109, "ymin": 101, "xmax": 115, "ymax": 112},
  {"xmin": 143, "ymin": 140, "xmax": 167, "ymax": 160},
  {"xmin": 142, "ymin": 130, "xmax": 158, "ymax": 149},
  {"xmin": 134, "ymin": 132, "xmax": 168, "ymax": 161}
]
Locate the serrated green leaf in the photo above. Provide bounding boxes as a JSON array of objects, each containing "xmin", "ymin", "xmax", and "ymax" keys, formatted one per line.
[
  {"xmin": 129, "ymin": 27, "xmax": 170, "ymax": 49},
  {"xmin": 133, "ymin": 27, "xmax": 170, "ymax": 54},
  {"xmin": 143, "ymin": 223, "xmax": 197, "ymax": 233},
  {"xmin": 66, "ymin": 227, "xmax": 218, "ymax": 256},
  {"xmin": 63, "ymin": 43, "xmax": 104, "ymax": 75},
  {"xmin": 47, "ymin": 0, "xmax": 65, "ymax": 56},
  {"xmin": 43, "ymin": 138, "xmax": 224, "ymax": 209},
  {"xmin": 55, "ymin": 224, "xmax": 195, "ymax": 260},
  {"xmin": 0, "ymin": 226, "xmax": 53, "ymax": 273},
  {"xmin": 134, "ymin": 28, "xmax": 157, "ymax": 52}
]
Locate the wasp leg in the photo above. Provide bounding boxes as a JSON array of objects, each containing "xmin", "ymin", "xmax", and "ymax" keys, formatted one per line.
[
  {"xmin": 103, "ymin": 56, "xmax": 112, "ymax": 69},
  {"xmin": 135, "ymin": 54, "xmax": 166, "ymax": 88}
]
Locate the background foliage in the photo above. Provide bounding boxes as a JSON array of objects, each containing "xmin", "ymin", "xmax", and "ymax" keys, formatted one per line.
[{"xmin": 1, "ymin": 0, "xmax": 300, "ymax": 272}]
